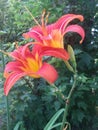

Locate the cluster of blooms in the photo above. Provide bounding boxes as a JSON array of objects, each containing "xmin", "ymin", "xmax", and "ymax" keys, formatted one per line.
[{"xmin": 4, "ymin": 12, "xmax": 85, "ymax": 96}]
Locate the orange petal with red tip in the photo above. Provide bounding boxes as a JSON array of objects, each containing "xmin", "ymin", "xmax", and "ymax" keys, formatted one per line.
[
  {"xmin": 64, "ymin": 25, "xmax": 85, "ymax": 44},
  {"xmin": 4, "ymin": 71, "xmax": 27, "ymax": 96},
  {"xmin": 37, "ymin": 62, "xmax": 58, "ymax": 84}
]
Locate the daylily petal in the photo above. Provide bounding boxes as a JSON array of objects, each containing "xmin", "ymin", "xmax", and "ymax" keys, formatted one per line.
[
  {"xmin": 4, "ymin": 71, "xmax": 27, "ymax": 96},
  {"xmin": 52, "ymin": 14, "xmax": 75, "ymax": 31},
  {"xmin": 37, "ymin": 62, "xmax": 58, "ymax": 83},
  {"xmin": 9, "ymin": 46, "xmax": 24, "ymax": 60},
  {"xmin": 4, "ymin": 61, "xmax": 22, "ymax": 75},
  {"xmin": 30, "ymin": 26, "xmax": 43, "ymax": 35},
  {"xmin": 39, "ymin": 46, "xmax": 70, "ymax": 61},
  {"xmin": 21, "ymin": 42, "xmax": 42, "ymax": 58},
  {"xmin": 64, "ymin": 25, "xmax": 85, "ymax": 43},
  {"xmin": 46, "ymin": 23, "xmax": 56, "ymax": 34},
  {"xmin": 23, "ymin": 24, "xmax": 56, "ymax": 42},
  {"xmin": 55, "ymin": 14, "xmax": 84, "ymax": 33},
  {"xmin": 23, "ymin": 30, "xmax": 43, "ymax": 43},
  {"xmin": 21, "ymin": 42, "xmax": 34, "ymax": 58}
]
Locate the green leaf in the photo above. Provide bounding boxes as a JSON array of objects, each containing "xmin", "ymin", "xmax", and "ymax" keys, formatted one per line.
[
  {"xmin": 14, "ymin": 121, "xmax": 23, "ymax": 130},
  {"xmin": 51, "ymin": 122, "xmax": 62, "ymax": 129},
  {"xmin": 44, "ymin": 108, "xmax": 64, "ymax": 130}
]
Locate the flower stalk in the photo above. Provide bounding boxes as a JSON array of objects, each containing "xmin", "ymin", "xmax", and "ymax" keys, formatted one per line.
[
  {"xmin": 6, "ymin": 96, "xmax": 10, "ymax": 130},
  {"xmin": 60, "ymin": 73, "xmax": 77, "ymax": 130},
  {"xmin": 0, "ymin": 43, "xmax": 10, "ymax": 130}
]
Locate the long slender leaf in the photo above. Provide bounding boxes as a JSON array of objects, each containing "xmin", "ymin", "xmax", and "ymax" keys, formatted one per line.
[
  {"xmin": 51, "ymin": 122, "xmax": 62, "ymax": 129},
  {"xmin": 14, "ymin": 121, "xmax": 23, "ymax": 130},
  {"xmin": 51, "ymin": 122, "xmax": 71, "ymax": 130},
  {"xmin": 44, "ymin": 108, "xmax": 64, "ymax": 130}
]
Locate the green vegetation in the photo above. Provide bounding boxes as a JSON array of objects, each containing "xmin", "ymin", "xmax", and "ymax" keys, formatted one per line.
[{"xmin": 0, "ymin": 0, "xmax": 98, "ymax": 130}]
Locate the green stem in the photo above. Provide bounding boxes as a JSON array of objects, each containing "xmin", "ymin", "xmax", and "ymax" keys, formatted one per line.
[
  {"xmin": 60, "ymin": 73, "xmax": 77, "ymax": 130},
  {"xmin": 6, "ymin": 96, "xmax": 10, "ymax": 130},
  {"xmin": 0, "ymin": 43, "xmax": 10, "ymax": 130}
]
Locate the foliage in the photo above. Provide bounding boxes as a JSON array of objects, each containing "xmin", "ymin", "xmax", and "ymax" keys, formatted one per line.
[{"xmin": 0, "ymin": 0, "xmax": 98, "ymax": 130}]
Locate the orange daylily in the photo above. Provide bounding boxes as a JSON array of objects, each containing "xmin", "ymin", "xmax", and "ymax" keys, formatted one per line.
[
  {"xmin": 4, "ymin": 44, "xmax": 58, "ymax": 96},
  {"xmin": 23, "ymin": 13, "xmax": 85, "ymax": 61}
]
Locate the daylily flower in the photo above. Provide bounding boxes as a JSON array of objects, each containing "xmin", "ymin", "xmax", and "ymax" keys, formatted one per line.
[
  {"xmin": 4, "ymin": 44, "xmax": 58, "ymax": 96},
  {"xmin": 23, "ymin": 12, "xmax": 85, "ymax": 61}
]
